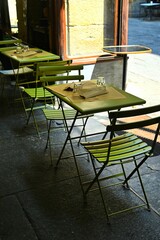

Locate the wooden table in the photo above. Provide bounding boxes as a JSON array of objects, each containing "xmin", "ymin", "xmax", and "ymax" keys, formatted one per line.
[{"xmin": 103, "ymin": 45, "xmax": 152, "ymax": 90}]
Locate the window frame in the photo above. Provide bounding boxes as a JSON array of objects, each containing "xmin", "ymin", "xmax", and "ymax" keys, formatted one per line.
[{"xmin": 52, "ymin": 0, "xmax": 128, "ymax": 63}]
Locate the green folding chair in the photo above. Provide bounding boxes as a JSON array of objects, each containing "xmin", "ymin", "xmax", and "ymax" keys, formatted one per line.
[
  {"xmin": 0, "ymin": 38, "xmax": 22, "ymax": 46},
  {"xmin": 39, "ymin": 64, "xmax": 94, "ymax": 164},
  {"xmin": 19, "ymin": 60, "xmax": 72, "ymax": 136},
  {"xmin": 80, "ymin": 104, "xmax": 160, "ymax": 223}
]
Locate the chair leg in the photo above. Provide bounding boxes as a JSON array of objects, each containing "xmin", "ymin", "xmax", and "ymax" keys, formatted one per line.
[
  {"xmin": 77, "ymin": 117, "xmax": 89, "ymax": 145},
  {"xmin": 120, "ymin": 160, "xmax": 130, "ymax": 189},
  {"xmin": 0, "ymin": 75, "xmax": 6, "ymax": 96},
  {"xmin": 19, "ymin": 88, "xmax": 28, "ymax": 118},
  {"xmin": 31, "ymin": 109, "xmax": 40, "ymax": 137},
  {"xmin": 86, "ymin": 155, "xmax": 110, "ymax": 223},
  {"xmin": 26, "ymin": 100, "xmax": 35, "ymax": 125},
  {"xmin": 44, "ymin": 119, "xmax": 53, "ymax": 165},
  {"xmin": 133, "ymin": 159, "xmax": 150, "ymax": 210},
  {"xmin": 45, "ymin": 120, "xmax": 52, "ymax": 149},
  {"xmin": 123, "ymin": 155, "xmax": 148, "ymax": 185},
  {"xmin": 22, "ymin": 98, "xmax": 40, "ymax": 137},
  {"xmin": 55, "ymin": 110, "xmax": 79, "ymax": 167}
]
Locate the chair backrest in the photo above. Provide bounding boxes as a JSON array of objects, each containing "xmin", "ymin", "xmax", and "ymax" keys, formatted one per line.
[
  {"xmin": 107, "ymin": 105, "xmax": 160, "ymax": 154},
  {"xmin": 35, "ymin": 60, "xmax": 72, "ymax": 80},
  {"xmin": 39, "ymin": 63, "xmax": 84, "ymax": 85},
  {"xmin": 0, "ymin": 38, "xmax": 22, "ymax": 46},
  {"xmin": 0, "ymin": 38, "xmax": 22, "ymax": 52}
]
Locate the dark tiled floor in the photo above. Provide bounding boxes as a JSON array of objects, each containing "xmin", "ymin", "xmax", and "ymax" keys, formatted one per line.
[{"xmin": 0, "ymin": 83, "xmax": 160, "ymax": 240}]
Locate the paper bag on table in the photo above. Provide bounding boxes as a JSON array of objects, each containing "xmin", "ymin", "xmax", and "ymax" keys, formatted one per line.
[{"xmin": 78, "ymin": 81, "xmax": 108, "ymax": 99}]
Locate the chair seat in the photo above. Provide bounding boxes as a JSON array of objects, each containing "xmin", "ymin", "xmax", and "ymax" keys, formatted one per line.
[
  {"xmin": 0, "ymin": 66, "xmax": 33, "ymax": 76},
  {"xmin": 43, "ymin": 108, "xmax": 93, "ymax": 121},
  {"xmin": 24, "ymin": 87, "xmax": 53, "ymax": 98},
  {"xmin": 81, "ymin": 132, "xmax": 152, "ymax": 164}
]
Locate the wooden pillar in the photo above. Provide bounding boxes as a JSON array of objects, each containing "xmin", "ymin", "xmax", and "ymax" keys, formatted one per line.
[
  {"xmin": 121, "ymin": 0, "xmax": 129, "ymax": 44},
  {"xmin": 114, "ymin": 0, "xmax": 120, "ymax": 45},
  {"xmin": 114, "ymin": 0, "xmax": 128, "ymax": 45}
]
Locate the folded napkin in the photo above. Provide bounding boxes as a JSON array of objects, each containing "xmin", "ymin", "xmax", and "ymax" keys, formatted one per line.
[{"xmin": 78, "ymin": 81, "xmax": 108, "ymax": 99}]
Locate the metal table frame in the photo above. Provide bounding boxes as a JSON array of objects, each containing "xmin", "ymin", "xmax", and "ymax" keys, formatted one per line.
[
  {"xmin": 103, "ymin": 45, "xmax": 151, "ymax": 90},
  {"xmin": 46, "ymin": 81, "xmax": 146, "ymax": 193}
]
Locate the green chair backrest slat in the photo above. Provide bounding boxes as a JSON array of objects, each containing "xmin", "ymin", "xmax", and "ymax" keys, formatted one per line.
[
  {"xmin": 40, "ymin": 74, "xmax": 84, "ymax": 83},
  {"xmin": 36, "ymin": 60, "xmax": 72, "ymax": 68},
  {"xmin": 0, "ymin": 46, "xmax": 18, "ymax": 52},
  {"xmin": 39, "ymin": 64, "xmax": 83, "ymax": 74},
  {"xmin": 0, "ymin": 38, "xmax": 22, "ymax": 45},
  {"xmin": 109, "ymin": 104, "xmax": 160, "ymax": 119},
  {"xmin": 39, "ymin": 63, "xmax": 84, "ymax": 84},
  {"xmin": 35, "ymin": 60, "xmax": 73, "ymax": 79},
  {"xmin": 107, "ymin": 104, "xmax": 160, "ymax": 155},
  {"xmin": 0, "ymin": 38, "xmax": 22, "ymax": 52}
]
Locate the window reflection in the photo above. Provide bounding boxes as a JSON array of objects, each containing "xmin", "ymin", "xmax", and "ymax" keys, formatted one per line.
[{"xmin": 65, "ymin": 0, "xmax": 115, "ymax": 57}]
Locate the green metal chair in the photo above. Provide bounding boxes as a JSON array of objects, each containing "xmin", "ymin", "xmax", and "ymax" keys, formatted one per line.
[
  {"xmin": 0, "ymin": 38, "xmax": 22, "ymax": 46},
  {"xmin": 39, "ymin": 64, "xmax": 94, "ymax": 164},
  {"xmin": 80, "ymin": 104, "xmax": 160, "ymax": 223},
  {"xmin": 19, "ymin": 60, "xmax": 73, "ymax": 136}
]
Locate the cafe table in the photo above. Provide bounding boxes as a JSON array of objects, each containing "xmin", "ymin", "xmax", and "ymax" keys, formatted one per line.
[
  {"xmin": 45, "ymin": 80, "xmax": 146, "ymax": 185},
  {"xmin": 103, "ymin": 45, "xmax": 152, "ymax": 90},
  {"xmin": 1, "ymin": 47, "xmax": 60, "ymax": 85},
  {"xmin": 1, "ymin": 47, "xmax": 60, "ymax": 68}
]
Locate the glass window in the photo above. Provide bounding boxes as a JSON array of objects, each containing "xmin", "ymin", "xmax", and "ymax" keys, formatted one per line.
[
  {"xmin": 65, "ymin": 0, "xmax": 115, "ymax": 58},
  {"xmin": 7, "ymin": 0, "xmax": 18, "ymax": 33}
]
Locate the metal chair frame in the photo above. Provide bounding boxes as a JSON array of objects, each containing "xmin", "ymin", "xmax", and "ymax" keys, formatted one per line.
[
  {"xmin": 39, "ymin": 64, "xmax": 94, "ymax": 164},
  {"xmin": 80, "ymin": 104, "xmax": 160, "ymax": 223},
  {"xmin": 19, "ymin": 60, "xmax": 72, "ymax": 136}
]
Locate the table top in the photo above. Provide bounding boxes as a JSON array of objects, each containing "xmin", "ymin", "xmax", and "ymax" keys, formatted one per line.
[
  {"xmin": 103, "ymin": 45, "xmax": 152, "ymax": 55},
  {"xmin": 140, "ymin": 3, "xmax": 160, "ymax": 7},
  {"xmin": 1, "ymin": 48, "xmax": 60, "ymax": 64},
  {"xmin": 45, "ymin": 81, "xmax": 146, "ymax": 115}
]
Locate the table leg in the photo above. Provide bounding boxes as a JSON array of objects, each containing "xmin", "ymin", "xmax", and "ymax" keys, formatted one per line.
[
  {"xmin": 55, "ymin": 106, "xmax": 79, "ymax": 167},
  {"xmin": 122, "ymin": 54, "xmax": 128, "ymax": 90},
  {"xmin": 55, "ymin": 101, "xmax": 85, "ymax": 196}
]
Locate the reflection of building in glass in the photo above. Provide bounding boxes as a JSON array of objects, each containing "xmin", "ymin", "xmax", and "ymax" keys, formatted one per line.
[{"xmin": 65, "ymin": 0, "xmax": 114, "ymax": 57}]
